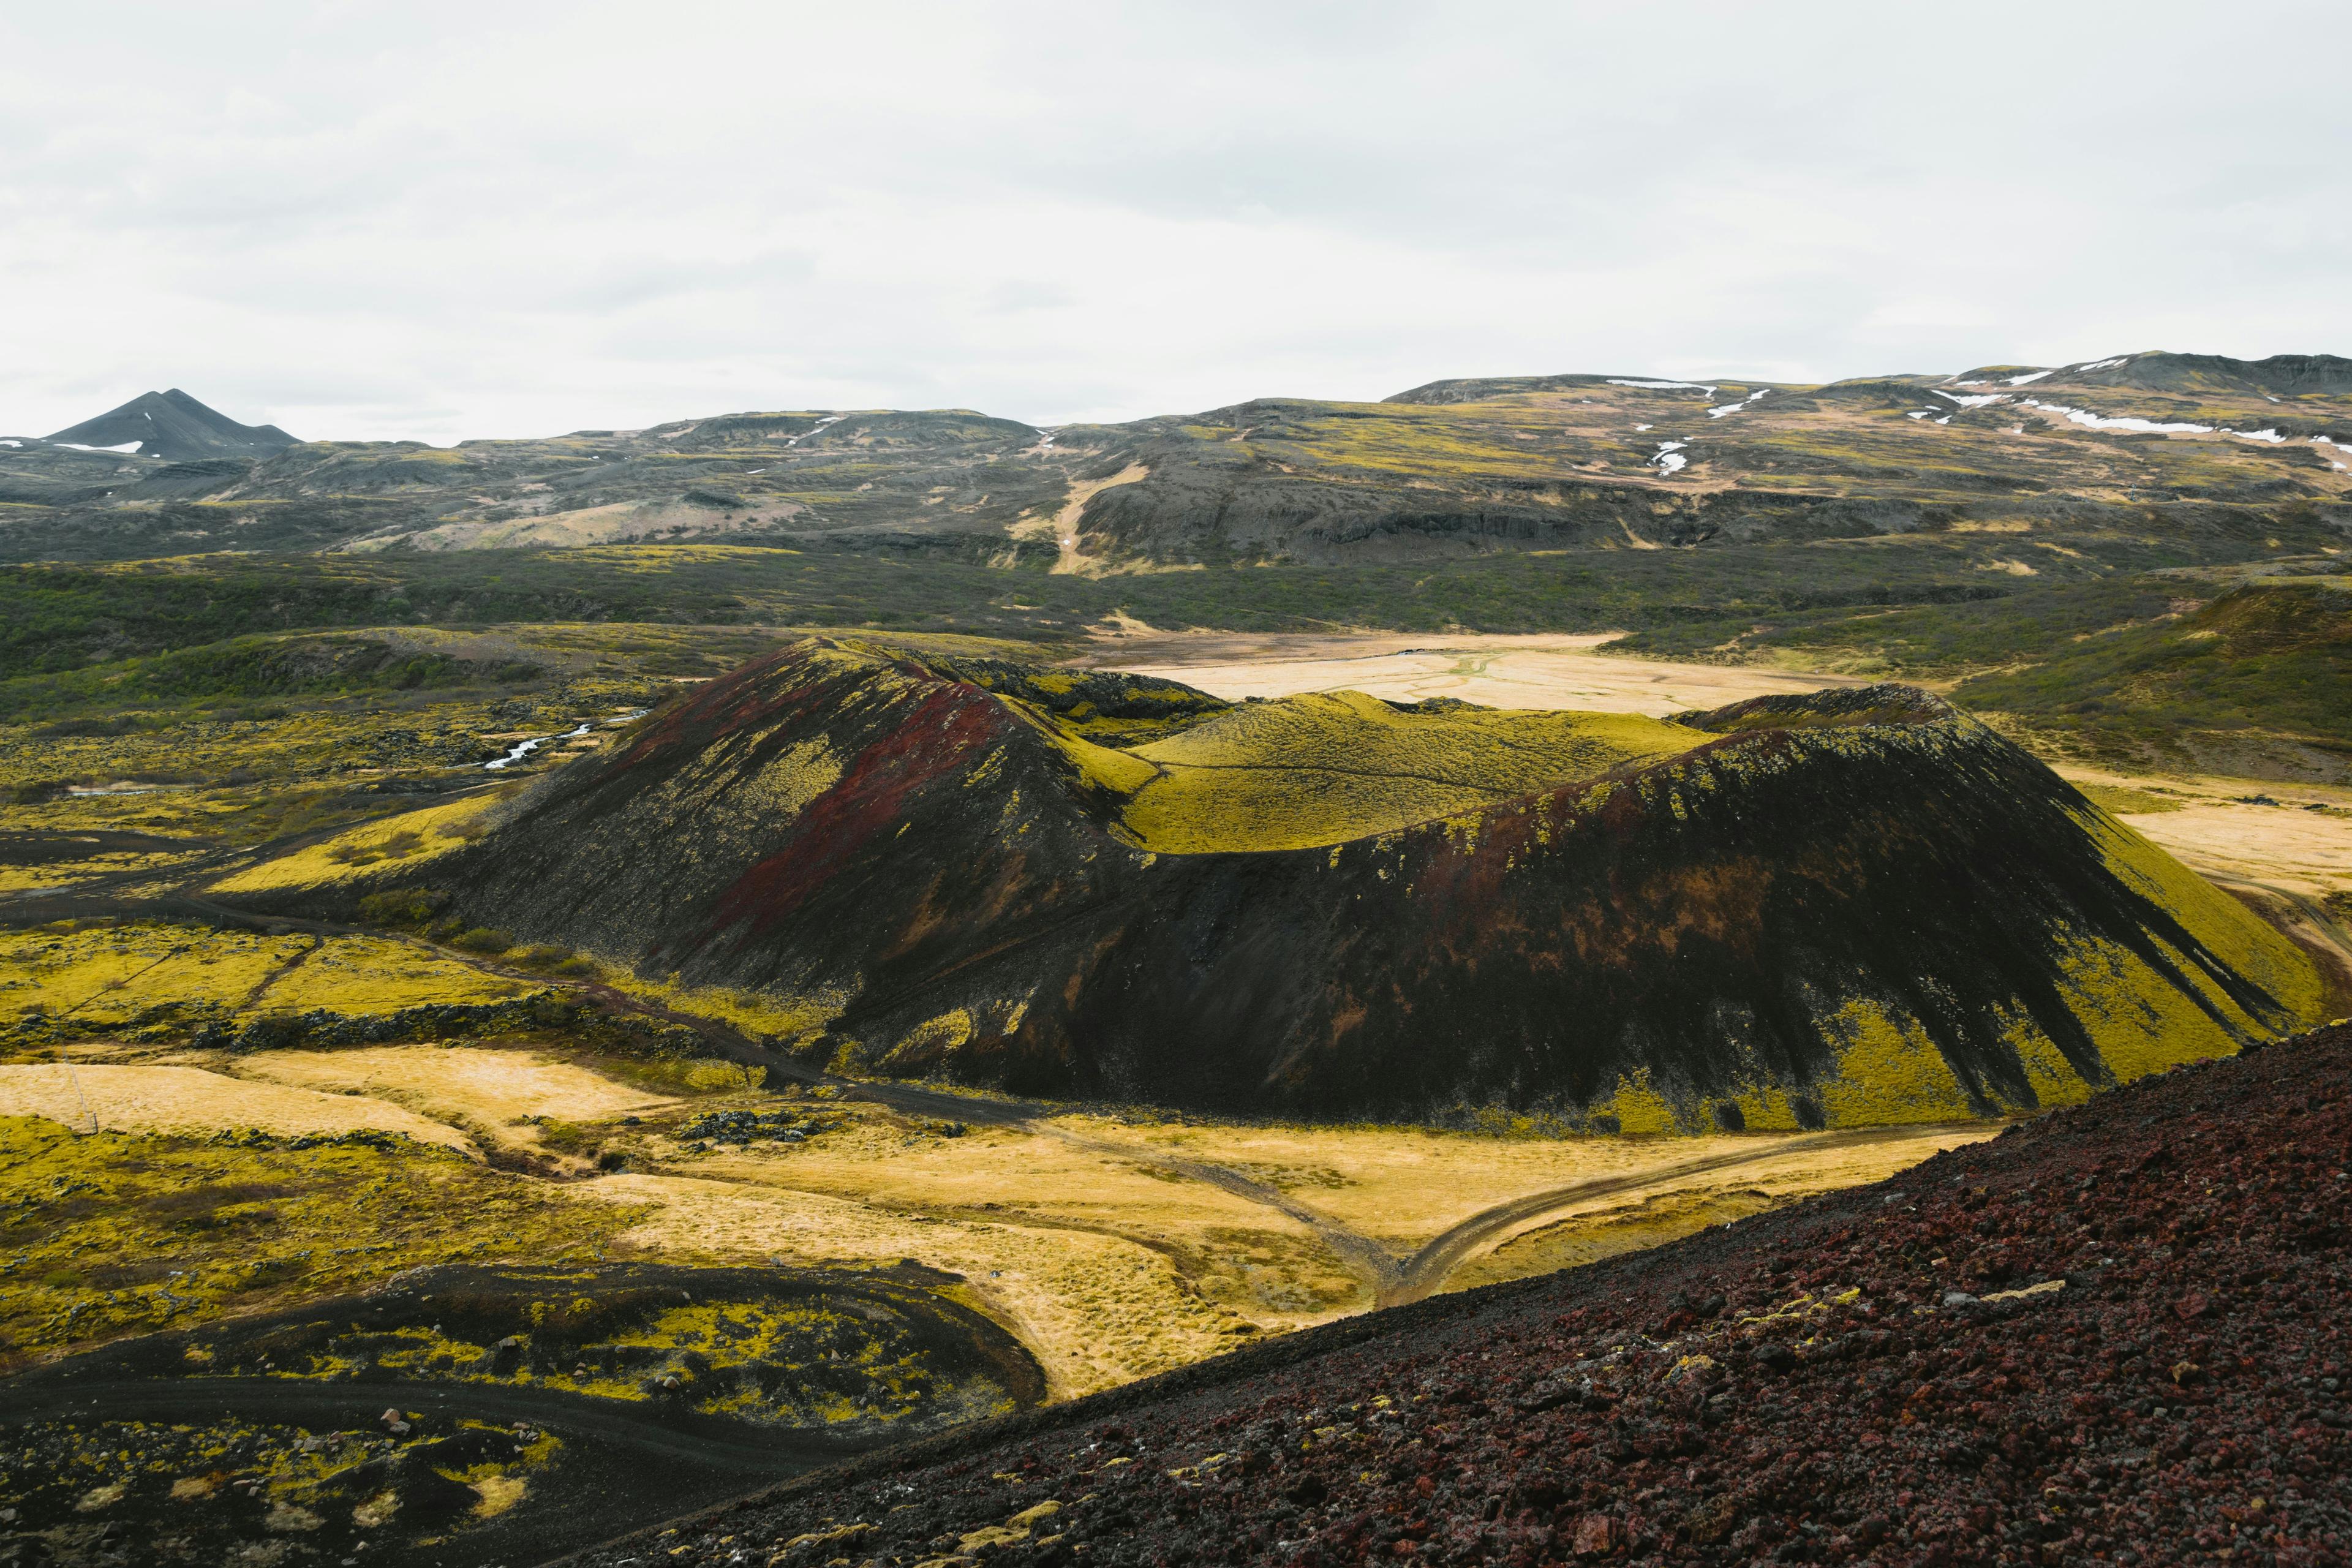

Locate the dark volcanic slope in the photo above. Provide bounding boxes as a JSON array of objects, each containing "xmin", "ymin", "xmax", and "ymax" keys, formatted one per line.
[
  {"xmin": 380, "ymin": 638, "xmax": 2317, "ymax": 1128},
  {"xmin": 45, "ymin": 388, "xmax": 298, "ymax": 460},
  {"xmin": 565, "ymin": 1023, "xmax": 2352, "ymax": 1568}
]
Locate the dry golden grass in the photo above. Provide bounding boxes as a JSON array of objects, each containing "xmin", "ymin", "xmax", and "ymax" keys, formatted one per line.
[
  {"xmin": 1064, "ymin": 1117, "xmax": 1811, "ymax": 1251},
  {"xmin": 235, "ymin": 1044, "xmax": 680, "ymax": 1155},
  {"xmin": 0, "ymin": 1063, "xmax": 474, "ymax": 1153},
  {"xmin": 577, "ymin": 1170, "xmax": 1264, "ymax": 1401}
]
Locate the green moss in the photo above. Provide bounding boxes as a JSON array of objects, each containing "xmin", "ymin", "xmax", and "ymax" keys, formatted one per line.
[
  {"xmin": 0, "ymin": 1116, "xmax": 639, "ymax": 1368},
  {"xmin": 1106, "ymin": 690, "xmax": 1703, "ymax": 853}
]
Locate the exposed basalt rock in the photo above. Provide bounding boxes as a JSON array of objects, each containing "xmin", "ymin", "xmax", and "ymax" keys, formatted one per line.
[
  {"xmin": 557, "ymin": 1022, "xmax": 2352, "ymax": 1568},
  {"xmin": 394, "ymin": 638, "xmax": 2316, "ymax": 1126}
]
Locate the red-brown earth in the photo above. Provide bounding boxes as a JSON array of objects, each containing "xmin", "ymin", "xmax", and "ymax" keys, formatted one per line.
[{"xmin": 562, "ymin": 1023, "xmax": 2352, "ymax": 1568}]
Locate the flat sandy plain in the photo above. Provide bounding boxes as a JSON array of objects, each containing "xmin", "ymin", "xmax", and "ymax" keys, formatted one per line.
[{"xmin": 1075, "ymin": 630, "xmax": 1873, "ymax": 714}]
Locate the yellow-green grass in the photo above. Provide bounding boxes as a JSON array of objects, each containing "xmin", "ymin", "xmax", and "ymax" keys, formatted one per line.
[
  {"xmin": 2076, "ymin": 783, "xmax": 2187, "ymax": 815},
  {"xmin": 209, "ymin": 792, "xmax": 508, "ymax": 892},
  {"xmin": 1045, "ymin": 689, "xmax": 1704, "ymax": 854},
  {"xmin": 0, "ymin": 921, "xmax": 531, "ymax": 1042},
  {"xmin": 257, "ymin": 935, "xmax": 536, "ymax": 1013},
  {"xmin": 0, "ymin": 1115, "xmax": 638, "ymax": 1368},
  {"xmin": 0, "ymin": 850, "xmax": 209, "ymax": 894}
]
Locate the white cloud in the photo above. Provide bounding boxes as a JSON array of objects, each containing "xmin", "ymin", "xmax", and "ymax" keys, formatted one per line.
[{"xmin": 0, "ymin": 0, "xmax": 2346, "ymax": 443}]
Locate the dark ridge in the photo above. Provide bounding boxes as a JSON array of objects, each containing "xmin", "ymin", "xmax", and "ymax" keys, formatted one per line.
[
  {"xmin": 2081, "ymin": 352, "xmax": 2352, "ymax": 399},
  {"xmin": 1384, "ymin": 374, "xmax": 1733, "ymax": 406},
  {"xmin": 44, "ymin": 388, "xmax": 298, "ymax": 461},
  {"xmin": 560, "ymin": 1021, "xmax": 2352, "ymax": 1568}
]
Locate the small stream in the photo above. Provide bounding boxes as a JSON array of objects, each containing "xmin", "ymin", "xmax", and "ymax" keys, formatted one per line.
[
  {"xmin": 483, "ymin": 724, "xmax": 589, "ymax": 771},
  {"xmin": 481, "ymin": 710, "xmax": 648, "ymax": 771}
]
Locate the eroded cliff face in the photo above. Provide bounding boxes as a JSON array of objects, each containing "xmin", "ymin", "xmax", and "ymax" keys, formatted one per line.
[{"xmin": 416, "ymin": 639, "xmax": 2321, "ymax": 1127}]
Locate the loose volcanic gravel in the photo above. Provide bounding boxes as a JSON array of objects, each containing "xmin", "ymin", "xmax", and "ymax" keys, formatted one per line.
[{"xmin": 564, "ymin": 1024, "xmax": 2352, "ymax": 1568}]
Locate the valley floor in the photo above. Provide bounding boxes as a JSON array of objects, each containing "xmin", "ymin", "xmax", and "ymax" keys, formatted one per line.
[{"xmin": 1, "ymin": 624, "xmax": 2341, "ymax": 1566}]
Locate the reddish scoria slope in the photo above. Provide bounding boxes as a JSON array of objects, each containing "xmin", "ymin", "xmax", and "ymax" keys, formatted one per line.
[{"xmin": 562, "ymin": 1023, "xmax": 2352, "ymax": 1568}]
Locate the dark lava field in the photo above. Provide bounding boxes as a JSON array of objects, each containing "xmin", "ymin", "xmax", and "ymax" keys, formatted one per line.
[{"xmin": 566, "ymin": 1023, "xmax": 2352, "ymax": 1568}]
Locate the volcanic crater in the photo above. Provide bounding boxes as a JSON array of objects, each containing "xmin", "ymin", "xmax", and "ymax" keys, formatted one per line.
[{"xmin": 311, "ymin": 638, "xmax": 2324, "ymax": 1129}]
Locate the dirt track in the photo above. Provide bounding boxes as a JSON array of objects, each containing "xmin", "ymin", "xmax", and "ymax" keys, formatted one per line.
[{"xmin": 1381, "ymin": 1123, "xmax": 1988, "ymax": 1306}]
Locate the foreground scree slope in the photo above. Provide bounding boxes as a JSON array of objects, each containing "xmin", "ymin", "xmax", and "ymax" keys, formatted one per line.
[
  {"xmin": 296, "ymin": 638, "xmax": 2325, "ymax": 1128},
  {"xmin": 566, "ymin": 1023, "xmax": 2352, "ymax": 1567}
]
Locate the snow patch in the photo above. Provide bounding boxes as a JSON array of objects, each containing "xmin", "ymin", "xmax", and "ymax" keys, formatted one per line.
[
  {"xmin": 1633, "ymin": 424, "xmax": 1653, "ymax": 432},
  {"xmin": 0, "ymin": 439, "xmax": 18, "ymax": 448},
  {"xmin": 2005, "ymin": 370, "xmax": 2056, "ymax": 386},
  {"xmin": 1652, "ymin": 440, "xmax": 1687, "ymax": 477},
  {"xmin": 1932, "ymin": 390, "xmax": 2007, "ymax": 409},
  {"xmin": 2228, "ymin": 428, "xmax": 2285, "ymax": 444},
  {"xmin": 2022, "ymin": 401, "xmax": 2213, "ymax": 436},
  {"xmin": 57, "ymin": 441, "xmax": 144, "ymax": 454},
  {"xmin": 1607, "ymin": 379, "xmax": 1718, "ymax": 394},
  {"xmin": 783, "ymin": 415, "xmax": 845, "ymax": 448},
  {"xmin": 2073, "ymin": 357, "xmax": 2129, "ymax": 373},
  {"xmin": 1706, "ymin": 388, "xmax": 1768, "ymax": 419}
]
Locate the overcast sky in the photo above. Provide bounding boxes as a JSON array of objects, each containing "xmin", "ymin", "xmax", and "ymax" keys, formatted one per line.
[{"xmin": 2, "ymin": 2, "xmax": 2346, "ymax": 444}]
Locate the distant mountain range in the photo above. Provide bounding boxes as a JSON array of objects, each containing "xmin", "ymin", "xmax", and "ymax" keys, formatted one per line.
[
  {"xmin": 40, "ymin": 389, "xmax": 298, "ymax": 462},
  {"xmin": 2, "ymin": 350, "xmax": 2345, "ymax": 564}
]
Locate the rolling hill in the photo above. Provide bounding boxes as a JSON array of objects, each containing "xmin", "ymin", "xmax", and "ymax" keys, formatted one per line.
[
  {"xmin": 217, "ymin": 637, "xmax": 2324, "ymax": 1128},
  {"xmin": 2, "ymin": 352, "xmax": 2345, "ymax": 567}
]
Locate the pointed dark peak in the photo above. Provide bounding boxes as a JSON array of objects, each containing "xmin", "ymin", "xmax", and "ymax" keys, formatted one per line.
[{"xmin": 45, "ymin": 390, "xmax": 299, "ymax": 461}]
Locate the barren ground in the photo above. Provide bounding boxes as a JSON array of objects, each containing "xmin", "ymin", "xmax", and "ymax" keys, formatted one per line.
[{"xmin": 1072, "ymin": 631, "xmax": 1871, "ymax": 714}]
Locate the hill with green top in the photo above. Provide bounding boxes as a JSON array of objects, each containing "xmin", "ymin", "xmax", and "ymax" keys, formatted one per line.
[{"xmin": 215, "ymin": 638, "xmax": 2324, "ymax": 1131}]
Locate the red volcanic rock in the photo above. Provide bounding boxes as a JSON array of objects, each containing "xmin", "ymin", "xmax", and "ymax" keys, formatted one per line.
[{"xmin": 564, "ymin": 1025, "xmax": 2352, "ymax": 1567}]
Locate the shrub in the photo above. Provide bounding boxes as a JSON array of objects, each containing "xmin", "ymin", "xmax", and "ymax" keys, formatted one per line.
[
  {"xmin": 451, "ymin": 927, "xmax": 513, "ymax": 954},
  {"xmin": 357, "ymin": 888, "xmax": 449, "ymax": 927}
]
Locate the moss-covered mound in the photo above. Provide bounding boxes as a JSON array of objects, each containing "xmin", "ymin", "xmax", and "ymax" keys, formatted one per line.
[{"xmin": 306, "ymin": 638, "xmax": 2318, "ymax": 1127}]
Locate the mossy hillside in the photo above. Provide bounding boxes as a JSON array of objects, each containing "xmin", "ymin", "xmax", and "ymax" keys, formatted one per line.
[
  {"xmin": 0, "ymin": 1116, "xmax": 638, "ymax": 1368},
  {"xmin": 394, "ymin": 645, "xmax": 2320, "ymax": 1129},
  {"xmin": 1114, "ymin": 692, "xmax": 1703, "ymax": 853},
  {"xmin": 1951, "ymin": 579, "xmax": 2352, "ymax": 764},
  {"xmin": 925, "ymin": 657, "xmax": 1231, "ymax": 745}
]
